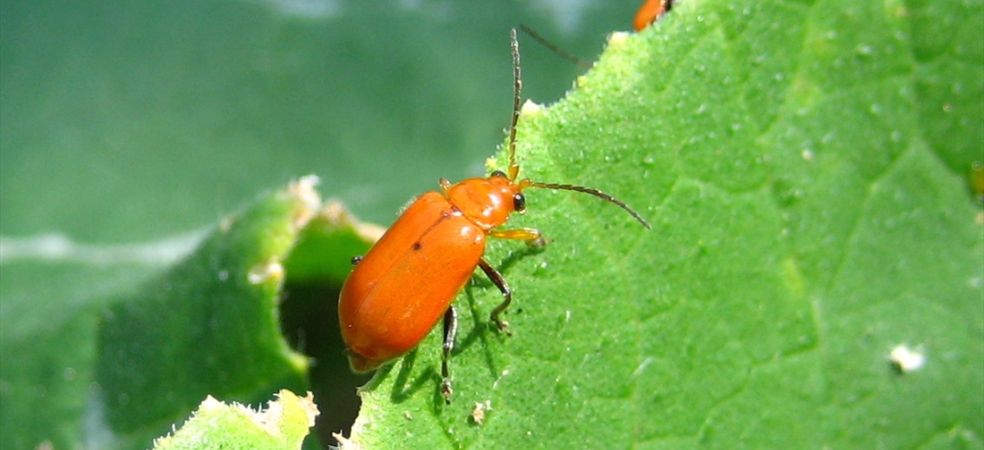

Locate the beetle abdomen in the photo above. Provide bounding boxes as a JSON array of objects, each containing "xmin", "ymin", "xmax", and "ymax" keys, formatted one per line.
[{"xmin": 339, "ymin": 192, "xmax": 486, "ymax": 371}]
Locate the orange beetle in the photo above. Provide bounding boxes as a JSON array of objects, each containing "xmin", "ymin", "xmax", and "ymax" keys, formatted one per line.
[
  {"xmin": 634, "ymin": 0, "xmax": 674, "ymax": 31},
  {"xmin": 338, "ymin": 28, "xmax": 651, "ymax": 402}
]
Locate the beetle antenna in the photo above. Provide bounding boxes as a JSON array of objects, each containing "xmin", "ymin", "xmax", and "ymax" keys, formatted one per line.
[
  {"xmin": 517, "ymin": 24, "xmax": 591, "ymax": 70},
  {"xmin": 530, "ymin": 181, "xmax": 652, "ymax": 229},
  {"xmin": 507, "ymin": 28, "xmax": 523, "ymax": 181}
]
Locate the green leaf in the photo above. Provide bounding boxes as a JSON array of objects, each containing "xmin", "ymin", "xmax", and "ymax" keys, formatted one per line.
[
  {"xmin": 0, "ymin": 262, "xmax": 164, "ymax": 449},
  {"xmin": 2, "ymin": 0, "xmax": 980, "ymax": 449},
  {"xmin": 152, "ymin": 390, "xmax": 319, "ymax": 450},
  {"xmin": 3, "ymin": 175, "xmax": 376, "ymax": 449},
  {"xmin": 346, "ymin": 0, "xmax": 983, "ymax": 448},
  {"xmin": 95, "ymin": 178, "xmax": 320, "ymax": 438},
  {"xmin": 4, "ymin": 2, "xmax": 613, "ymax": 448}
]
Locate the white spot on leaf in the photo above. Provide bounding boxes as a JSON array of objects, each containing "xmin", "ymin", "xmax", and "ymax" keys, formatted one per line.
[
  {"xmin": 248, "ymin": 261, "xmax": 284, "ymax": 285},
  {"xmin": 889, "ymin": 344, "xmax": 926, "ymax": 373},
  {"xmin": 471, "ymin": 400, "xmax": 492, "ymax": 425}
]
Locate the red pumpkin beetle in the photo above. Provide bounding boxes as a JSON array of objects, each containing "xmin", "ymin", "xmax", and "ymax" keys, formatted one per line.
[{"xmin": 338, "ymin": 28, "xmax": 650, "ymax": 402}]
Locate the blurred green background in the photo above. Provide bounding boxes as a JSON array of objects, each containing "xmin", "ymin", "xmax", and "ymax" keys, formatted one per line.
[
  {"xmin": 1, "ymin": 0, "xmax": 644, "ymax": 448},
  {"xmin": 1, "ymin": 0, "xmax": 642, "ymax": 241}
]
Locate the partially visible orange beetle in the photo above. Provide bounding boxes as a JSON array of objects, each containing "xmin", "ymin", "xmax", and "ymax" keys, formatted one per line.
[
  {"xmin": 634, "ymin": 0, "xmax": 674, "ymax": 31},
  {"xmin": 338, "ymin": 28, "xmax": 651, "ymax": 402}
]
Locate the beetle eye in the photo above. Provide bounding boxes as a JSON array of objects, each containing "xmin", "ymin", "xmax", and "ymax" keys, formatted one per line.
[
  {"xmin": 491, "ymin": 170, "xmax": 508, "ymax": 178},
  {"xmin": 513, "ymin": 193, "xmax": 526, "ymax": 213}
]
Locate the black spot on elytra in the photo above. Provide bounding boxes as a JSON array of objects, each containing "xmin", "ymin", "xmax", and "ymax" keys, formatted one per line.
[{"xmin": 412, "ymin": 242, "xmax": 422, "ymax": 251}]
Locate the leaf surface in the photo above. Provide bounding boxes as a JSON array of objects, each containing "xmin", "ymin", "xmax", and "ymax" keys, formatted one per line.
[
  {"xmin": 347, "ymin": 1, "xmax": 983, "ymax": 448},
  {"xmin": 152, "ymin": 390, "xmax": 318, "ymax": 450}
]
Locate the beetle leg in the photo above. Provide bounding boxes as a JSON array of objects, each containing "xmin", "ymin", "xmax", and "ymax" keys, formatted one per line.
[
  {"xmin": 489, "ymin": 227, "xmax": 545, "ymax": 248},
  {"xmin": 478, "ymin": 258, "xmax": 514, "ymax": 335},
  {"xmin": 441, "ymin": 305, "xmax": 458, "ymax": 403}
]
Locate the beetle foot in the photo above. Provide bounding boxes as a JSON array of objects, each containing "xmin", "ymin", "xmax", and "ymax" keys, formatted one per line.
[
  {"xmin": 493, "ymin": 318, "xmax": 512, "ymax": 336},
  {"xmin": 441, "ymin": 378, "xmax": 453, "ymax": 404},
  {"xmin": 525, "ymin": 235, "xmax": 547, "ymax": 248}
]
